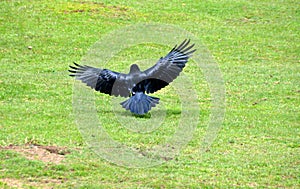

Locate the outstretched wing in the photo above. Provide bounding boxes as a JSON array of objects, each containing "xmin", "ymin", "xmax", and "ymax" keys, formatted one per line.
[
  {"xmin": 69, "ymin": 62, "xmax": 131, "ymax": 97},
  {"xmin": 141, "ymin": 39, "xmax": 196, "ymax": 93}
]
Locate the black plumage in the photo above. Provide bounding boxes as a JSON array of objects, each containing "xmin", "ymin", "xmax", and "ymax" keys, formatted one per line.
[{"xmin": 69, "ymin": 39, "xmax": 196, "ymax": 115}]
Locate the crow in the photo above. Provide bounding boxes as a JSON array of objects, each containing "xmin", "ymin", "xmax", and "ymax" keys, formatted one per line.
[{"xmin": 69, "ymin": 39, "xmax": 196, "ymax": 115}]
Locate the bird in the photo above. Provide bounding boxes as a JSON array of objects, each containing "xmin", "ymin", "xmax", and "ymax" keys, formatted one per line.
[{"xmin": 69, "ymin": 39, "xmax": 196, "ymax": 115}]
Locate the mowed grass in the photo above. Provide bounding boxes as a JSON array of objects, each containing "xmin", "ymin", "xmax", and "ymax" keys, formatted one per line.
[{"xmin": 0, "ymin": 0, "xmax": 299, "ymax": 188}]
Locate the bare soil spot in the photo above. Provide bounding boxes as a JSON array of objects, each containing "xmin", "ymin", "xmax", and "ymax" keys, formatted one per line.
[
  {"xmin": 0, "ymin": 178, "xmax": 23, "ymax": 188},
  {"xmin": 62, "ymin": 1, "xmax": 129, "ymax": 15},
  {"xmin": 0, "ymin": 177, "xmax": 65, "ymax": 189},
  {"xmin": 0, "ymin": 144, "xmax": 70, "ymax": 164}
]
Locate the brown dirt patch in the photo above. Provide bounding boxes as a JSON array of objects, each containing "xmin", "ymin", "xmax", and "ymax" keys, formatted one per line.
[
  {"xmin": 0, "ymin": 177, "xmax": 65, "ymax": 189},
  {"xmin": 0, "ymin": 178, "xmax": 23, "ymax": 188},
  {"xmin": 62, "ymin": 1, "xmax": 129, "ymax": 15},
  {"xmin": 0, "ymin": 144, "xmax": 70, "ymax": 164}
]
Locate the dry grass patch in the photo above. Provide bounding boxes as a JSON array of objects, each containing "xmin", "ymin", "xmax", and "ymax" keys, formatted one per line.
[
  {"xmin": 0, "ymin": 144, "xmax": 70, "ymax": 164},
  {"xmin": 0, "ymin": 177, "xmax": 65, "ymax": 189}
]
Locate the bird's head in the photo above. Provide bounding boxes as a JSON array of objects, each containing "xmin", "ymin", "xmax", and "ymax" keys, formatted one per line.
[{"xmin": 129, "ymin": 64, "xmax": 141, "ymax": 74}]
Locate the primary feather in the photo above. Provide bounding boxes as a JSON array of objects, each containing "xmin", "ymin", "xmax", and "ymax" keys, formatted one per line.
[{"xmin": 69, "ymin": 39, "xmax": 196, "ymax": 115}]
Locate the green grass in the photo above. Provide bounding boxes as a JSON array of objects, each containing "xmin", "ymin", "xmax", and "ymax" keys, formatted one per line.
[{"xmin": 0, "ymin": 0, "xmax": 299, "ymax": 188}]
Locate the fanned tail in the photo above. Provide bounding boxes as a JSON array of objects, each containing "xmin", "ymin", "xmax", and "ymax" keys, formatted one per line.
[{"xmin": 120, "ymin": 92, "xmax": 159, "ymax": 115}]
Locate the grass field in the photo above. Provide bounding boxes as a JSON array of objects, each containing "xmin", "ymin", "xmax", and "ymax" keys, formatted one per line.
[{"xmin": 0, "ymin": 0, "xmax": 299, "ymax": 188}]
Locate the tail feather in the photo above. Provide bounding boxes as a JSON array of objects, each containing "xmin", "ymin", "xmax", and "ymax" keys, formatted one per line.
[{"xmin": 120, "ymin": 92, "xmax": 159, "ymax": 115}]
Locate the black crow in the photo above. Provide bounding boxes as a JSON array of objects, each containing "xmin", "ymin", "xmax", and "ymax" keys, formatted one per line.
[{"xmin": 69, "ymin": 39, "xmax": 196, "ymax": 115}]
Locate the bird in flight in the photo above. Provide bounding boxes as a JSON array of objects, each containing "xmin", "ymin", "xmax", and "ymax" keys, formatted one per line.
[{"xmin": 69, "ymin": 39, "xmax": 196, "ymax": 115}]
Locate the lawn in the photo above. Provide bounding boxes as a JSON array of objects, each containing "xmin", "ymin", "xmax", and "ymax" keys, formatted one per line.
[{"xmin": 0, "ymin": 0, "xmax": 299, "ymax": 188}]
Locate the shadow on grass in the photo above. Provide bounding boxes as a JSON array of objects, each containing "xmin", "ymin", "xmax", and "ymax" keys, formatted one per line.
[{"xmin": 98, "ymin": 109, "xmax": 182, "ymax": 119}]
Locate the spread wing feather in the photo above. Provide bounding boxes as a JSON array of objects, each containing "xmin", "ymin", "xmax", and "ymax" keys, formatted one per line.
[
  {"xmin": 140, "ymin": 39, "xmax": 196, "ymax": 93},
  {"xmin": 69, "ymin": 62, "xmax": 131, "ymax": 97},
  {"xmin": 69, "ymin": 39, "xmax": 196, "ymax": 97}
]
